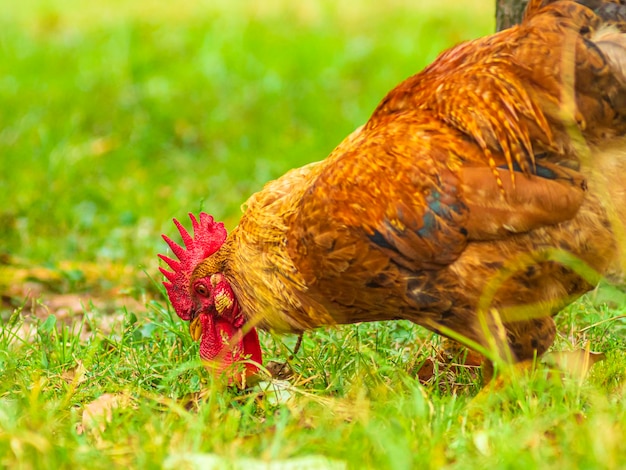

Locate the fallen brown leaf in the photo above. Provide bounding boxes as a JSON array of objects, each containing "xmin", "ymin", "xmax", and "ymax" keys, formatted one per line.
[
  {"xmin": 0, "ymin": 259, "xmax": 151, "ymax": 323},
  {"xmin": 77, "ymin": 392, "xmax": 134, "ymax": 436},
  {"xmin": 1, "ymin": 259, "xmax": 151, "ymax": 343},
  {"xmin": 543, "ymin": 348, "xmax": 606, "ymax": 380},
  {"xmin": 442, "ymin": 338, "xmax": 484, "ymax": 366},
  {"xmin": 265, "ymin": 360, "xmax": 295, "ymax": 380},
  {"xmin": 416, "ymin": 341, "xmax": 482, "ymax": 386},
  {"xmin": 417, "ymin": 357, "xmax": 436, "ymax": 383},
  {"xmin": 61, "ymin": 360, "xmax": 87, "ymax": 385}
]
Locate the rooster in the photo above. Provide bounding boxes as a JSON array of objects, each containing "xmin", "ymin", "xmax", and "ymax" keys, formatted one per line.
[{"xmin": 159, "ymin": 0, "xmax": 626, "ymax": 382}]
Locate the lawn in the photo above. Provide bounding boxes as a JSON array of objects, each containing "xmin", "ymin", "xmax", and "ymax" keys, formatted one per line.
[{"xmin": 1, "ymin": 0, "xmax": 625, "ymax": 468}]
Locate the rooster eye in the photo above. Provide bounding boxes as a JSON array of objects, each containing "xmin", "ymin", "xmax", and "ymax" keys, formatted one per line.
[{"xmin": 194, "ymin": 284, "xmax": 210, "ymax": 297}]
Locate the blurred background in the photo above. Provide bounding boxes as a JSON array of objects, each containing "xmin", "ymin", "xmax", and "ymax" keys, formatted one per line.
[{"xmin": 0, "ymin": 0, "xmax": 493, "ymax": 303}]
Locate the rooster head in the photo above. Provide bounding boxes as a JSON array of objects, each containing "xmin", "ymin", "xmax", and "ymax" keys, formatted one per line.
[{"xmin": 158, "ymin": 212, "xmax": 262, "ymax": 382}]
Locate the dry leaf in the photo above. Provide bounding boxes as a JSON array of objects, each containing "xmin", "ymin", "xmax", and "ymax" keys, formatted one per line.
[
  {"xmin": 78, "ymin": 393, "xmax": 133, "ymax": 435},
  {"xmin": 0, "ymin": 260, "xmax": 147, "ymax": 322},
  {"xmin": 416, "ymin": 346, "xmax": 482, "ymax": 385},
  {"xmin": 61, "ymin": 360, "xmax": 87, "ymax": 385},
  {"xmin": 265, "ymin": 360, "xmax": 294, "ymax": 380},
  {"xmin": 417, "ymin": 358, "xmax": 436, "ymax": 382},
  {"xmin": 543, "ymin": 349, "xmax": 606, "ymax": 380},
  {"xmin": 442, "ymin": 337, "xmax": 484, "ymax": 366}
]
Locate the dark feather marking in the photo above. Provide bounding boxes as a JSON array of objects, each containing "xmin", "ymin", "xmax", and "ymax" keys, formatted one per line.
[
  {"xmin": 497, "ymin": 161, "xmax": 559, "ymax": 179},
  {"xmin": 369, "ymin": 229, "xmax": 396, "ymax": 251}
]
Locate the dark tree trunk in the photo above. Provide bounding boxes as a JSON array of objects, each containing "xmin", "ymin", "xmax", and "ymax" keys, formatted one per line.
[{"xmin": 496, "ymin": 0, "xmax": 530, "ymax": 31}]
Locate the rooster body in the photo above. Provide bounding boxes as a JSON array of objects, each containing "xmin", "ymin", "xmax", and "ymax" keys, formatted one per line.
[{"xmin": 161, "ymin": 0, "xmax": 626, "ymax": 378}]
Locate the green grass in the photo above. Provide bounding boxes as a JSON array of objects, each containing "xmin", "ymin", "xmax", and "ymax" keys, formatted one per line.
[{"xmin": 1, "ymin": 0, "xmax": 625, "ymax": 468}]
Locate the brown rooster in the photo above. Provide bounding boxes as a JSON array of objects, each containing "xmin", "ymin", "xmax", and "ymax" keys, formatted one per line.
[{"xmin": 159, "ymin": 0, "xmax": 626, "ymax": 382}]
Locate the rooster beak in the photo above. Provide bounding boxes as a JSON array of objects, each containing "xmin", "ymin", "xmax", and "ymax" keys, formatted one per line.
[
  {"xmin": 189, "ymin": 310, "xmax": 202, "ymax": 341},
  {"xmin": 190, "ymin": 317, "xmax": 202, "ymax": 341}
]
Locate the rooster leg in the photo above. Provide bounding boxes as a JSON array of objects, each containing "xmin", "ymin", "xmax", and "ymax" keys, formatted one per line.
[
  {"xmin": 481, "ymin": 316, "xmax": 557, "ymax": 383},
  {"xmin": 503, "ymin": 316, "xmax": 557, "ymax": 364},
  {"xmin": 466, "ymin": 360, "xmax": 537, "ymax": 418},
  {"xmin": 469, "ymin": 318, "xmax": 556, "ymax": 413},
  {"xmin": 290, "ymin": 332, "xmax": 304, "ymax": 359}
]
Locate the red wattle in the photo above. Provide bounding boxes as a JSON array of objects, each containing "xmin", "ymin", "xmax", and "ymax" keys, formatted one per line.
[
  {"xmin": 198, "ymin": 314, "xmax": 263, "ymax": 380},
  {"xmin": 241, "ymin": 327, "xmax": 263, "ymax": 375}
]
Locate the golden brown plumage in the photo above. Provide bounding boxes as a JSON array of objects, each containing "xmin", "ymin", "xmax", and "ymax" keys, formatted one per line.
[{"xmin": 160, "ymin": 0, "xmax": 626, "ymax": 379}]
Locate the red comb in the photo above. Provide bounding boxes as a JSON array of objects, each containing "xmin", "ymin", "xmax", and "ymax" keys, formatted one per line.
[{"xmin": 158, "ymin": 213, "xmax": 227, "ymax": 320}]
